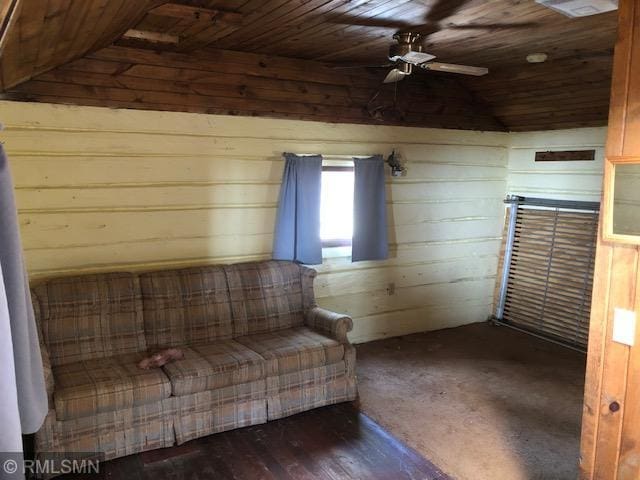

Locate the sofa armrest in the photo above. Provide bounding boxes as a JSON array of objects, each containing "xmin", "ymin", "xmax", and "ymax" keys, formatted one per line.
[{"xmin": 305, "ymin": 307, "xmax": 353, "ymax": 343}]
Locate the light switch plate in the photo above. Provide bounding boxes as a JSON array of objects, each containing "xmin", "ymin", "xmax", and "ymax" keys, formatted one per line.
[{"xmin": 613, "ymin": 308, "xmax": 636, "ymax": 346}]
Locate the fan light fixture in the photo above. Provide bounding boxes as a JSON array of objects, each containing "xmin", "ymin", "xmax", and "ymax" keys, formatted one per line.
[
  {"xmin": 526, "ymin": 53, "xmax": 548, "ymax": 63},
  {"xmin": 535, "ymin": 0, "xmax": 618, "ymax": 17},
  {"xmin": 386, "ymin": 150, "xmax": 405, "ymax": 177}
]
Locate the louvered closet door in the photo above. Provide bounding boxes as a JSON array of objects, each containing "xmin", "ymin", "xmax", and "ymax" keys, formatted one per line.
[{"xmin": 503, "ymin": 206, "xmax": 599, "ymax": 350}]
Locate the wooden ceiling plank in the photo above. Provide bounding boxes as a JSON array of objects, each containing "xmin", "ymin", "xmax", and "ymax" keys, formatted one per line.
[
  {"xmin": 166, "ymin": 18, "xmax": 197, "ymax": 38},
  {"xmin": 204, "ymin": 0, "xmax": 297, "ymax": 48},
  {"xmin": 151, "ymin": 4, "xmax": 245, "ymax": 52},
  {"xmin": 92, "ymin": 1, "xmax": 160, "ymax": 49},
  {"xmin": 171, "ymin": 22, "xmax": 238, "ymax": 52},
  {"xmin": 214, "ymin": 0, "xmax": 327, "ymax": 50},
  {"xmin": 33, "ymin": 69, "xmax": 365, "ymax": 108},
  {"xmin": 34, "ymin": 0, "xmax": 72, "ymax": 69},
  {"xmin": 87, "ymin": 45, "xmax": 374, "ymax": 88},
  {"xmin": 0, "ymin": 0, "xmax": 44, "ymax": 86},
  {"xmin": 0, "ymin": 0, "xmax": 23, "ymax": 89},
  {"xmin": 136, "ymin": 11, "xmax": 184, "ymax": 34},
  {"xmin": 61, "ymin": 58, "xmax": 370, "ymax": 100},
  {"xmin": 479, "ymin": 85, "xmax": 612, "ymax": 104},
  {"xmin": 65, "ymin": 0, "xmax": 113, "ymax": 67},
  {"xmin": 122, "ymin": 29, "xmax": 180, "ymax": 45},
  {"xmin": 151, "ymin": 3, "xmax": 219, "ymax": 19},
  {"xmin": 273, "ymin": 0, "xmax": 420, "ymax": 60},
  {"xmin": 84, "ymin": 0, "xmax": 130, "ymax": 48},
  {"xmin": 131, "ymin": 4, "xmax": 244, "ymax": 48},
  {"xmin": 8, "ymin": 79, "xmax": 371, "ymax": 120},
  {"xmin": 172, "ymin": 18, "xmax": 222, "ymax": 47},
  {"xmin": 49, "ymin": 0, "xmax": 94, "ymax": 69},
  {"xmin": 250, "ymin": 0, "xmax": 410, "ymax": 55},
  {"xmin": 151, "ymin": 3, "xmax": 243, "ymax": 25},
  {"xmin": 59, "ymin": 57, "xmax": 130, "ymax": 75},
  {"xmin": 0, "ymin": 0, "xmax": 21, "ymax": 56},
  {"xmin": 244, "ymin": 0, "xmax": 381, "ymax": 53},
  {"xmin": 14, "ymin": 0, "xmax": 46, "ymax": 67},
  {"xmin": 0, "ymin": 0, "xmax": 165, "ymax": 89},
  {"xmin": 228, "ymin": 0, "xmax": 339, "ymax": 51}
]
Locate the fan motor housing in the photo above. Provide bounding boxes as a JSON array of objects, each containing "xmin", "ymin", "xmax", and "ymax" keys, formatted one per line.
[{"xmin": 388, "ymin": 32, "xmax": 423, "ymax": 62}]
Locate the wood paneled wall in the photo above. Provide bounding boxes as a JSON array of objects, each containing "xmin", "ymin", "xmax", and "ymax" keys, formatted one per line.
[
  {"xmin": 0, "ymin": 45, "xmax": 505, "ymax": 132},
  {"xmin": 0, "ymin": 100, "xmax": 508, "ymax": 344},
  {"xmin": 507, "ymin": 128, "xmax": 607, "ymax": 202},
  {"xmin": 580, "ymin": 1, "xmax": 640, "ymax": 478}
]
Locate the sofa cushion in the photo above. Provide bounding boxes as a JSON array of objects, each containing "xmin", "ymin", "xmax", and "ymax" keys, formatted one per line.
[
  {"xmin": 140, "ymin": 265, "xmax": 234, "ymax": 347},
  {"xmin": 236, "ymin": 327, "xmax": 344, "ymax": 376},
  {"xmin": 53, "ymin": 352, "xmax": 171, "ymax": 421},
  {"xmin": 162, "ymin": 341, "xmax": 267, "ymax": 396},
  {"xmin": 33, "ymin": 272, "xmax": 146, "ymax": 366},
  {"xmin": 224, "ymin": 261, "xmax": 305, "ymax": 336}
]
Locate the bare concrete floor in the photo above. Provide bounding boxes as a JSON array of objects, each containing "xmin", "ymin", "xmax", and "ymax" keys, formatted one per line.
[{"xmin": 356, "ymin": 322, "xmax": 586, "ymax": 480}]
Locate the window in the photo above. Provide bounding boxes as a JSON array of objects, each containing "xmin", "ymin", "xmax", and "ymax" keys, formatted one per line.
[{"xmin": 320, "ymin": 165, "xmax": 354, "ymax": 252}]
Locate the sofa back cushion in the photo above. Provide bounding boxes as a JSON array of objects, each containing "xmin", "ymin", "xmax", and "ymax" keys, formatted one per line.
[
  {"xmin": 224, "ymin": 261, "xmax": 305, "ymax": 336},
  {"xmin": 32, "ymin": 272, "xmax": 146, "ymax": 366},
  {"xmin": 140, "ymin": 265, "xmax": 234, "ymax": 347}
]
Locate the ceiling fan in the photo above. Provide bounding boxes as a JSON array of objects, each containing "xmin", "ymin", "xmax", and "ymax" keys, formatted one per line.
[{"xmin": 338, "ymin": 32, "xmax": 488, "ymax": 83}]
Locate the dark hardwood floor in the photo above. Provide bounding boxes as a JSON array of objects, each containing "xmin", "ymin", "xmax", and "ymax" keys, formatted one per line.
[{"xmin": 61, "ymin": 403, "xmax": 449, "ymax": 479}]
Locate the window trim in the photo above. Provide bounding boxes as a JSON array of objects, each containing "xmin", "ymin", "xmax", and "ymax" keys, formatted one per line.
[
  {"xmin": 320, "ymin": 165, "xmax": 354, "ymax": 249},
  {"xmin": 322, "ymin": 165, "xmax": 354, "ymax": 172},
  {"xmin": 322, "ymin": 238, "xmax": 352, "ymax": 248}
]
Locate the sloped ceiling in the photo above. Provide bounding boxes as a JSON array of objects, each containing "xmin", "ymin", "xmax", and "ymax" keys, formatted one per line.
[
  {"xmin": 0, "ymin": 0, "xmax": 164, "ymax": 89},
  {"xmin": 0, "ymin": 0, "xmax": 619, "ymax": 131}
]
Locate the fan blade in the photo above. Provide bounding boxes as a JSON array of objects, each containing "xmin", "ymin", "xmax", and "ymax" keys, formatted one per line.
[
  {"xmin": 447, "ymin": 22, "xmax": 538, "ymax": 30},
  {"xmin": 426, "ymin": 0, "xmax": 471, "ymax": 23},
  {"xmin": 420, "ymin": 62, "xmax": 488, "ymax": 76},
  {"xmin": 383, "ymin": 68, "xmax": 407, "ymax": 83},
  {"xmin": 331, "ymin": 63, "xmax": 395, "ymax": 69},
  {"xmin": 324, "ymin": 16, "xmax": 414, "ymax": 29}
]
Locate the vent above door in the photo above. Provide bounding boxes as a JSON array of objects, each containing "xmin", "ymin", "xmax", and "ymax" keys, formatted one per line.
[{"xmin": 536, "ymin": 0, "xmax": 618, "ymax": 17}]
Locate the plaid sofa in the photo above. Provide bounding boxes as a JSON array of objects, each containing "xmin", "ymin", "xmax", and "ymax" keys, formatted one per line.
[{"xmin": 32, "ymin": 260, "xmax": 357, "ymax": 471}]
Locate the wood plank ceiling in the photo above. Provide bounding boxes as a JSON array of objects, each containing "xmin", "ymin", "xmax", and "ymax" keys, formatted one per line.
[{"xmin": 0, "ymin": 0, "xmax": 618, "ymax": 131}]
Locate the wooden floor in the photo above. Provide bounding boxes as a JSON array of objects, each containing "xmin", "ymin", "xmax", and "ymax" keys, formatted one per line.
[{"xmin": 62, "ymin": 403, "xmax": 448, "ymax": 479}]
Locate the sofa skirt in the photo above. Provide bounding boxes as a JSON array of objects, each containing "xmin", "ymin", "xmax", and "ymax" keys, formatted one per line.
[
  {"xmin": 172, "ymin": 380, "xmax": 268, "ymax": 444},
  {"xmin": 34, "ymin": 367, "xmax": 357, "ymax": 475},
  {"xmin": 34, "ymin": 397, "xmax": 176, "ymax": 477},
  {"xmin": 265, "ymin": 360, "xmax": 357, "ymax": 420}
]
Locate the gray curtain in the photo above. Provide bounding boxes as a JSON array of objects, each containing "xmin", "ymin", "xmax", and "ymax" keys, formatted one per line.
[
  {"xmin": 352, "ymin": 155, "xmax": 389, "ymax": 262},
  {"xmin": 272, "ymin": 153, "xmax": 323, "ymax": 265},
  {"xmin": 0, "ymin": 145, "xmax": 47, "ymax": 449}
]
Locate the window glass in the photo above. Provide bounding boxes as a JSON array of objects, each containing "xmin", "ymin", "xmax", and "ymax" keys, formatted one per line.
[{"xmin": 320, "ymin": 167, "xmax": 354, "ymax": 249}]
